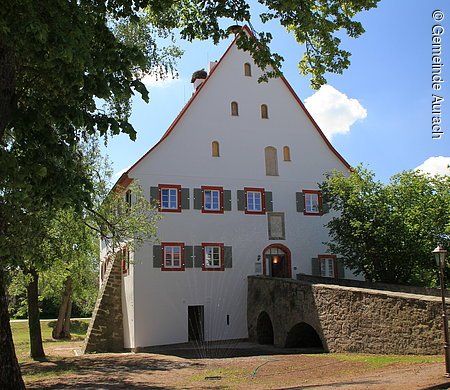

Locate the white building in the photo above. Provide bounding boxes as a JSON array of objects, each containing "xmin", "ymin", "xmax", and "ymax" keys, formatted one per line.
[{"xmin": 110, "ymin": 26, "xmax": 352, "ymax": 349}]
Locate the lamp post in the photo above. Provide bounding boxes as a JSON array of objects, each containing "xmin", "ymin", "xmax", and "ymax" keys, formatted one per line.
[{"xmin": 433, "ymin": 244, "xmax": 450, "ymax": 377}]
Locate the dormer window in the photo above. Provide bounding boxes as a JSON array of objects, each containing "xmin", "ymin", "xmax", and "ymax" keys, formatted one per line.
[
  {"xmin": 244, "ymin": 63, "xmax": 252, "ymax": 77},
  {"xmin": 231, "ymin": 101, "xmax": 239, "ymax": 116},
  {"xmin": 261, "ymin": 104, "xmax": 268, "ymax": 119}
]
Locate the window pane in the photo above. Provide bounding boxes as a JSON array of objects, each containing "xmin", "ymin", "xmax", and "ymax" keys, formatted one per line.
[
  {"xmin": 320, "ymin": 261, "xmax": 326, "ymax": 276},
  {"xmin": 204, "ymin": 191, "xmax": 212, "ymax": 209},
  {"xmin": 254, "ymin": 193, "xmax": 261, "ymax": 210},
  {"xmin": 328, "ymin": 260, "xmax": 334, "ymax": 277},
  {"xmin": 247, "ymin": 193, "xmax": 254, "ymax": 210},
  {"xmin": 162, "ymin": 190, "xmax": 169, "ymax": 208},
  {"xmin": 212, "ymin": 192, "xmax": 219, "ymax": 209}
]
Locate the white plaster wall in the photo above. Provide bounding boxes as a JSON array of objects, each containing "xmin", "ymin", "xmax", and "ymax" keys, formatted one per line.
[
  {"xmin": 128, "ymin": 40, "xmax": 353, "ymax": 347},
  {"xmin": 122, "ymin": 251, "xmax": 135, "ymax": 349},
  {"xmin": 99, "ymin": 240, "xmax": 136, "ymax": 349}
]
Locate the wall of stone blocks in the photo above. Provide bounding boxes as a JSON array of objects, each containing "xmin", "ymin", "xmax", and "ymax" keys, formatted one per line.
[
  {"xmin": 248, "ymin": 276, "xmax": 448, "ymax": 355},
  {"xmin": 83, "ymin": 256, "xmax": 124, "ymax": 353}
]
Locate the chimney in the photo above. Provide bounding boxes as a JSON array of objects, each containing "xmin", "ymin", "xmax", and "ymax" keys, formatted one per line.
[{"xmin": 191, "ymin": 69, "xmax": 207, "ymax": 91}]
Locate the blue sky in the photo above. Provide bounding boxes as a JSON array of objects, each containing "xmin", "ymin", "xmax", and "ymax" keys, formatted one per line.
[{"xmin": 104, "ymin": 0, "xmax": 450, "ymax": 183}]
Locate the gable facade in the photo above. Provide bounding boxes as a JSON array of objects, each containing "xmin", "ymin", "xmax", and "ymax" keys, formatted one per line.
[{"xmin": 108, "ymin": 29, "xmax": 354, "ymax": 349}]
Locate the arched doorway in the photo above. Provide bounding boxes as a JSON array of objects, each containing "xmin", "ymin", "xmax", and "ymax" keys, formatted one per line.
[
  {"xmin": 262, "ymin": 244, "xmax": 291, "ymax": 278},
  {"xmin": 285, "ymin": 322, "xmax": 324, "ymax": 350},
  {"xmin": 256, "ymin": 311, "xmax": 274, "ymax": 345}
]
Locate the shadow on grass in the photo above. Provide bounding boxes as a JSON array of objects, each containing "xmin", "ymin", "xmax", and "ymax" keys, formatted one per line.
[
  {"xmin": 144, "ymin": 341, "xmax": 324, "ymax": 359},
  {"xmin": 421, "ymin": 383, "xmax": 450, "ymax": 390},
  {"xmin": 21, "ymin": 353, "xmax": 204, "ymax": 388}
]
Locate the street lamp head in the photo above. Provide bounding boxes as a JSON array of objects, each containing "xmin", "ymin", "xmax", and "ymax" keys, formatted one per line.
[{"xmin": 433, "ymin": 244, "xmax": 448, "ymax": 268}]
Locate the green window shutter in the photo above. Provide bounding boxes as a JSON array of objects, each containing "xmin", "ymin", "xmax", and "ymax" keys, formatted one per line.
[
  {"xmin": 322, "ymin": 202, "xmax": 330, "ymax": 214},
  {"xmin": 184, "ymin": 246, "xmax": 193, "ymax": 268},
  {"xmin": 336, "ymin": 258, "xmax": 345, "ymax": 279},
  {"xmin": 223, "ymin": 190, "xmax": 232, "ymax": 211},
  {"xmin": 193, "ymin": 188, "xmax": 203, "ymax": 210},
  {"xmin": 264, "ymin": 191, "xmax": 273, "ymax": 212},
  {"xmin": 194, "ymin": 246, "xmax": 203, "ymax": 268},
  {"xmin": 153, "ymin": 245, "xmax": 162, "ymax": 268},
  {"xmin": 237, "ymin": 190, "xmax": 245, "ymax": 211},
  {"xmin": 224, "ymin": 246, "xmax": 232, "ymax": 268},
  {"xmin": 311, "ymin": 257, "xmax": 320, "ymax": 276},
  {"xmin": 296, "ymin": 192, "xmax": 305, "ymax": 212},
  {"xmin": 181, "ymin": 188, "xmax": 190, "ymax": 209},
  {"xmin": 150, "ymin": 186, "xmax": 160, "ymax": 205}
]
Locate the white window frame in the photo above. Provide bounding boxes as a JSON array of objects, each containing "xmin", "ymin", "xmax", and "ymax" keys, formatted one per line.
[
  {"xmin": 320, "ymin": 257, "xmax": 335, "ymax": 278},
  {"xmin": 305, "ymin": 192, "xmax": 320, "ymax": 214},
  {"xmin": 247, "ymin": 191, "xmax": 262, "ymax": 212},
  {"xmin": 204, "ymin": 189, "xmax": 221, "ymax": 211},
  {"xmin": 163, "ymin": 245, "xmax": 183, "ymax": 269},
  {"xmin": 161, "ymin": 188, "xmax": 178, "ymax": 210},
  {"xmin": 204, "ymin": 245, "xmax": 222, "ymax": 269}
]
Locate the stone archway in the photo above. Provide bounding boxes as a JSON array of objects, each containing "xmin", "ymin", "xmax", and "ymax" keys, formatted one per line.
[
  {"xmin": 285, "ymin": 322, "xmax": 324, "ymax": 350},
  {"xmin": 262, "ymin": 244, "xmax": 292, "ymax": 278},
  {"xmin": 256, "ymin": 311, "xmax": 274, "ymax": 345}
]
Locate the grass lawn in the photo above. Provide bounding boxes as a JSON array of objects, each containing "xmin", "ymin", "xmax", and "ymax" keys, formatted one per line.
[{"xmin": 11, "ymin": 319, "xmax": 90, "ymax": 363}]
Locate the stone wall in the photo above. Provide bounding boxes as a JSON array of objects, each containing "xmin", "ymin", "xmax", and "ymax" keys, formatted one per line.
[
  {"xmin": 297, "ymin": 274, "xmax": 450, "ymax": 298},
  {"xmin": 248, "ymin": 276, "xmax": 448, "ymax": 355},
  {"xmin": 83, "ymin": 256, "xmax": 124, "ymax": 353}
]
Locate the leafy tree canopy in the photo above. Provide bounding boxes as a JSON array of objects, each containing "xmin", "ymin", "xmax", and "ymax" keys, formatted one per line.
[
  {"xmin": 0, "ymin": 0, "xmax": 380, "ymax": 263},
  {"xmin": 320, "ymin": 167, "xmax": 450, "ymax": 285},
  {"xmin": 0, "ymin": 1, "xmax": 380, "ymax": 386}
]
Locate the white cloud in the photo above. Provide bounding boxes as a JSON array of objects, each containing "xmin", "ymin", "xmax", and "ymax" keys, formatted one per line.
[
  {"xmin": 415, "ymin": 156, "xmax": 450, "ymax": 176},
  {"xmin": 141, "ymin": 73, "xmax": 180, "ymax": 88},
  {"xmin": 304, "ymin": 85, "xmax": 367, "ymax": 140}
]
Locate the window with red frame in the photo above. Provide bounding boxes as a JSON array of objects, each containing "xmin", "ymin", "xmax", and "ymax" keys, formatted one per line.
[
  {"xmin": 202, "ymin": 243, "xmax": 224, "ymax": 271},
  {"xmin": 202, "ymin": 186, "xmax": 223, "ymax": 213},
  {"xmin": 159, "ymin": 184, "xmax": 181, "ymax": 212},
  {"xmin": 303, "ymin": 190, "xmax": 322, "ymax": 215},
  {"xmin": 245, "ymin": 188, "xmax": 265, "ymax": 214},
  {"xmin": 161, "ymin": 243, "xmax": 185, "ymax": 271}
]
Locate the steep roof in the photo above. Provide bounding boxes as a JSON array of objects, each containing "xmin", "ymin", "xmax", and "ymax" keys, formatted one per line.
[{"xmin": 116, "ymin": 25, "xmax": 350, "ymax": 189}]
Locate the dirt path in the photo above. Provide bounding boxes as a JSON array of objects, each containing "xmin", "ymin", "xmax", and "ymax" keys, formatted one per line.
[{"xmin": 21, "ymin": 342, "xmax": 450, "ymax": 389}]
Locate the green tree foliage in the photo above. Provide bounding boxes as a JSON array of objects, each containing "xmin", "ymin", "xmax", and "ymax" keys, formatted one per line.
[
  {"xmin": 145, "ymin": 0, "xmax": 381, "ymax": 87},
  {"xmin": 320, "ymin": 167, "xmax": 450, "ymax": 285}
]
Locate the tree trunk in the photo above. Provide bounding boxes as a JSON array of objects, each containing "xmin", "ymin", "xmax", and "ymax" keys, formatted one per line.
[
  {"xmin": 25, "ymin": 267, "xmax": 45, "ymax": 359},
  {"xmin": 62, "ymin": 296, "xmax": 72, "ymax": 339},
  {"xmin": 52, "ymin": 276, "xmax": 72, "ymax": 339},
  {"xmin": 0, "ymin": 268, "xmax": 26, "ymax": 389}
]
